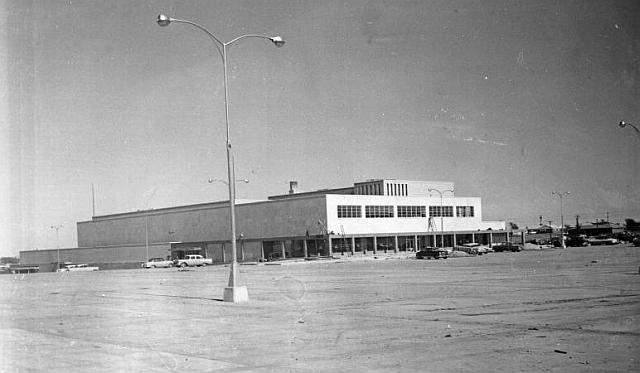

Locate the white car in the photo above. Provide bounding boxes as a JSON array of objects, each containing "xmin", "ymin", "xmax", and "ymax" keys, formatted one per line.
[
  {"xmin": 142, "ymin": 258, "xmax": 174, "ymax": 268},
  {"xmin": 587, "ymin": 237, "xmax": 618, "ymax": 246},
  {"xmin": 173, "ymin": 254, "xmax": 212, "ymax": 267},
  {"xmin": 57, "ymin": 263, "xmax": 99, "ymax": 272},
  {"xmin": 461, "ymin": 243, "xmax": 492, "ymax": 255}
]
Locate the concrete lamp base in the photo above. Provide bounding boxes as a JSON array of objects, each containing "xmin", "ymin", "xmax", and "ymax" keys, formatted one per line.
[{"xmin": 223, "ymin": 286, "xmax": 249, "ymax": 303}]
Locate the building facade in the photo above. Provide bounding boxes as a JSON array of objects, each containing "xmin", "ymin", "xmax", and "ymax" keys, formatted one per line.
[{"xmin": 21, "ymin": 179, "xmax": 508, "ymax": 271}]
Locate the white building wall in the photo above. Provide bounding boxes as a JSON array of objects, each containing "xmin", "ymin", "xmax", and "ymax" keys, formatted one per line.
[{"xmin": 325, "ymin": 194, "xmax": 504, "ymax": 235}]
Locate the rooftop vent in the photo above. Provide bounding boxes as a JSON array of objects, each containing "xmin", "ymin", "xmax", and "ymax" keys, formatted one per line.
[{"xmin": 289, "ymin": 181, "xmax": 298, "ymax": 194}]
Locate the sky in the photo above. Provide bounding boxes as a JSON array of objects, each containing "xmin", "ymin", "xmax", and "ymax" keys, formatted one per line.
[{"xmin": 1, "ymin": 0, "xmax": 639, "ymax": 257}]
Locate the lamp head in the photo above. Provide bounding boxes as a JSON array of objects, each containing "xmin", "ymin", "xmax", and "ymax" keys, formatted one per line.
[
  {"xmin": 157, "ymin": 14, "xmax": 172, "ymax": 27},
  {"xmin": 619, "ymin": 121, "xmax": 627, "ymax": 128},
  {"xmin": 270, "ymin": 36, "xmax": 285, "ymax": 47}
]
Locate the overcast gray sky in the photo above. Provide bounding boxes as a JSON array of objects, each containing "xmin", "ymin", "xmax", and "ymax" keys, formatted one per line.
[{"xmin": 2, "ymin": 0, "xmax": 639, "ymax": 257}]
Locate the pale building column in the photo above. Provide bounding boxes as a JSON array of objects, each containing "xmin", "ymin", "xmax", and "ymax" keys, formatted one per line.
[
  {"xmin": 351, "ymin": 236, "xmax": 356, "ymax": 255},
  {"xmin": 260, "ymin": 242, "xmax": 265, "ymax": 261},
  {"xmin": 453, "ymin": 233, "xmax": 457, "ymax": 247},
  {"xmin": 281, "ymin": 241, "xmax": 286, "ymax": 259},
  {"xmin": 472, "ymin": 233, "xmax": 476, "ymax": 243},
  {"xmin": 373, "ymin": 236, "xmax": 378, "ymax": 255},
  {"xmin": 328, "ymin": 237, "xmax": 333, "ymax": 256},
  {"xmin": 303, "ymin": 239, "xmax": 308, "ymax": 258},
  {"xmin": 394, "ymin": 236, "xmax": 398, "ymax": 253},
  {"xmin": 414, "ymin": 235, "xmax": 418, "ymax": 251},
  {"xmin": 222, "ymin": 243, "xmax": 226, "ymax": 263},
  {"xmin": 489, "ymin": 232, "xmax": 493, "ymax": 247}
]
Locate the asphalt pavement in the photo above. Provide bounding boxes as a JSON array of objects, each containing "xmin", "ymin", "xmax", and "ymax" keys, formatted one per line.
[{"xmin": 1, "ymin": 245, "xmax": 639, "ymax": 372}]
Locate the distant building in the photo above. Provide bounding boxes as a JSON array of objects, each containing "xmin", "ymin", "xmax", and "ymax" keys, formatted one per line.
[
  {"xmin": 21, "ymin": 179, "xmax": 508, "ymax": 271},
  {"xmin": 528, "ymin": 224, "xmax": 553, "ymax": 234},
  {"xmin": 568, "ymin": 221, "xmax": 624, "ymax": 237}
]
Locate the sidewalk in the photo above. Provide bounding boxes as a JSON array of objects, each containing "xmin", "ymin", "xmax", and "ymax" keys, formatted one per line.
[{"xmin": 246, "ymin": 252, "xmax": 416, "ymax": 266}]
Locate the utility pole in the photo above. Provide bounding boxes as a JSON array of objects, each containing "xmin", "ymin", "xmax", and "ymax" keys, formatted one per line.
[
  {"xmin": 50, "ymin": 225, "xmax": 63, "ymax": 271},
  {"xmin": 428, "ymin": 188, "xmax": 454, "ymax": 248},
  {"xmin": 428, "ymin": 217, "xmax": 436, "ymax": 247},
  {"xmin": 145, "ymin": 213, "xmax": 149, "ymax": 262},
  {"xmin": 91, "ymin": 183, "xmax": 96, "ymax": 217},
  {"xmin": 552, "ymin": 191, "xmax": 570, "ymax": 248}
]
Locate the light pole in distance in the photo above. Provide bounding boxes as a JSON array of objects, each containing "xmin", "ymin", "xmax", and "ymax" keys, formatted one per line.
[
  {"xmin": 156, "ymin": 14, "xmax": 284, "ymax": 303},
  {"xmin": 428, "ymin": 188, "xmax": 454, "ymax": 248},
  {"xmin": 50, "ymin": 225, "xmax": 63, "ymax": 270},
  {"xmin": 619, "ymin": 121, "xmax": 639, "ymax": 133},
  {"xmin": 552, "ymin": 191, "xmax": 570, "ymax": 248}
]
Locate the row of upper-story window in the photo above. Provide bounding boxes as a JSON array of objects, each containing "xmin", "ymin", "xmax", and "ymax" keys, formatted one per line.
[
  {"xmin": 337, "ymin": 205, "xmax": 475, "ymax": 218},
  {"xmin": 354, "ymin": 183, "xmax": 383, "ymax": 195}
]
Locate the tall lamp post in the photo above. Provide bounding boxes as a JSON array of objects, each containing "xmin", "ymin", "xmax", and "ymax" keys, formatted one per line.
[
  {"xmin": 50, "ymin": 225, "xmax": 63, "ymax": 270},
  {"xmin": 619, "ymin": 121, "xmax": 640, "ymax": 141},
  {"xmin": 619, "ymin": 121, "xmax": 639, "ymax": 133},
  {"xmin": 552, "ymin": 191, "xmax": 570, "ymax": 248},
  {"xmin": 208, "ymin": 177, "xmax": 250, "ymax": 200},
  {"xmin": 156, "ymin": 14, "xmax": 284, "ymax": 303},
  {"xmin": 428, "ymin": 188, "xmax": 454, "ymax": 248}
]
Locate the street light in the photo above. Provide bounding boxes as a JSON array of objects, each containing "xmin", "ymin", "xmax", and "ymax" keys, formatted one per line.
[
  {"xmin": 156, "ymin": 14, "xmax": 284, "ymax": 303},
  {"xmin": 428, "ymin": 188, "xmax": 454, "ymax": 248},
  {"xmin": 209, "ymin": 176, "xmax": 249, "ymax": 202},
  {"xmin": 208, "ymin": 178, "xmax": 250, "ymax": 185},
  {"xmin": 50, "ymin": 225, "xmax": 63, "ymax": 271},
  {"xmin": 619, "ymin": 121, "xmax": 639, "ymax": 132},
  {"xmin": 619, "ymin": 121, "xmax": 640, "ymax": 141},
  {"xmin": 552, "ymin": 191, "xmax": 570, "ymax": 248}
]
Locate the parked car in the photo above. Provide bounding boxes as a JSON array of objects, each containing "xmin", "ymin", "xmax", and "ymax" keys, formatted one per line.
[
  {"xmin": 142, "ymin": 258, "xmax": 174, "ymax": 268},
  {"xmin": 587, "ymin": 236, "xmax": 619, "ymax": 246},
  {"xmin": 565, "ymin": 236, "xmax": 590, "ymax": 247},
  {"xmin": 57, "ymin": 263, "xmax": 99, "ymax": 272},
  {"xmin": 416, "ymin": 247, "xmax": 448, "ymax": 259},
  {"xmin": 459, "ymin": 242, "xmax": 491, "ymax": 255},
  {"xmin": 173, "ymin": 254, "xmax": 212, "ymax": 267},
  {"xmin": 492, "ymin": 242, "xmax": 523, "ymax": 252},
  {"xmin": 454, "ymin": 245, "xmax": 477, "ymax": 255}
]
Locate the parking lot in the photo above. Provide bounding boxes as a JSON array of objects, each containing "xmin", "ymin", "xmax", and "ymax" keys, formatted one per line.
[{"xmin": 1, "ymin": 245, "xmax": 639, "ymax": 372}]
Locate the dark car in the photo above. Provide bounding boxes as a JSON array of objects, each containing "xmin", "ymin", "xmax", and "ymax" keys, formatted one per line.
[
  {"xmin": 492, "ymin": 242, "xmax": 522, "ymax": 252},
  {"xmin": 565, "ymin": 236, "xmax": 589, "ymax": 247},
  {"xmin": 416, "ymin": 247, "xmax": 448, "ymax": 259}
]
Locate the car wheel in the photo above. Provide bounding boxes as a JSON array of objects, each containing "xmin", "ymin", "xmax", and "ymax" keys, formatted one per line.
[
  {"xmin": 180, "ymin": 262, "xmax": 187, "ymax": 268},
  {"xmin": 168, "ymin": 263, "xmax": 173, "ymax": 268},
  {"xmin": 151, "ymin": 265, "xmax": 156, "ymax": 268}
]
